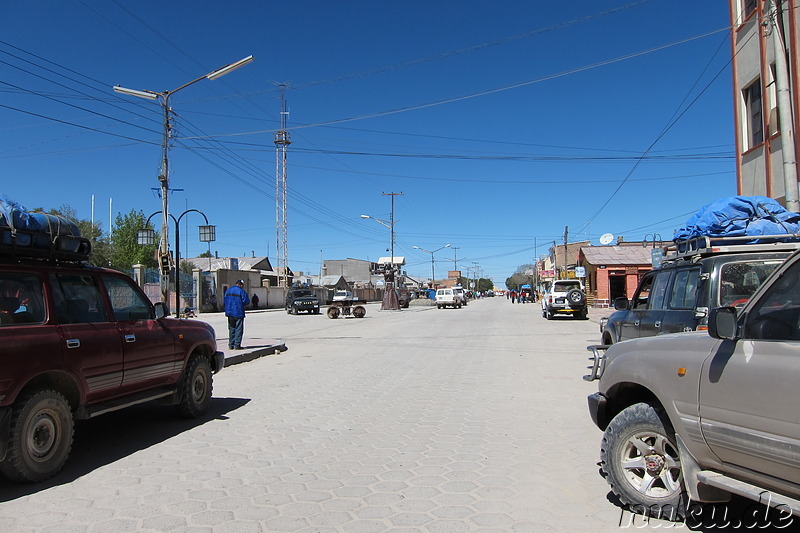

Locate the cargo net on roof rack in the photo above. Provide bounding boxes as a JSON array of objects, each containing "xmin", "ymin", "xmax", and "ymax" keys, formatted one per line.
[{"xmin": 0, "ymin": 198, "xmax": 91, "ymax": 262}]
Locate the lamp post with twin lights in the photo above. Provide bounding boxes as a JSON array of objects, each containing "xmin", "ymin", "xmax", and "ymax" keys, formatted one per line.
[
  {"xmin": 114, "ymin": 55, "xmax": 253, "ymax": 303},
  {"xmin": 413, "ymin": 243, "xmax": 451, "ymax": 288},
  {"xmin": 138, "ymin": 209, "xmax": 215, "ymax": 316}
]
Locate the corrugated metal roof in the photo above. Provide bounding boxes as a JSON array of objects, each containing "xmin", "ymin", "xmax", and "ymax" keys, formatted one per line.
[{"xmin": 581, "ymin": 246, "xmax": 654, "ymax": 265}]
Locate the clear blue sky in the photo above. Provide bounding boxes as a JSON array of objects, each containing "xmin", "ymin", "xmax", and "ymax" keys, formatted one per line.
[{"xmin": 1, "ymin": 0, "xmax": 734, "ymax": 284}]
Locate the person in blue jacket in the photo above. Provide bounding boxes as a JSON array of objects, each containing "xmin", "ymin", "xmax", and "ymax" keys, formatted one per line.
[{"xmin": 224, "ymin": 279, "xmax": 250, "ymax": 350}]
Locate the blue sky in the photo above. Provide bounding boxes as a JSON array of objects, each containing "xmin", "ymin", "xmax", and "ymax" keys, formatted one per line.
[{"xmin": 1, "ymin": 0, "xmax": 735, "ymax": 283}]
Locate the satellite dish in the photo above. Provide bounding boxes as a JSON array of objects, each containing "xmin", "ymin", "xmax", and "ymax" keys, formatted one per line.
[{"xmin": 599, "ymin": 233, "xmax": 614, "ymax": 245}]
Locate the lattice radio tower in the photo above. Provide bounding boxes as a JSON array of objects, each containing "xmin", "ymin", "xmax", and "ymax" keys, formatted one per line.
[{"xmin": 275, "ymin": 85, "xmax": 291, "ymax": 288}]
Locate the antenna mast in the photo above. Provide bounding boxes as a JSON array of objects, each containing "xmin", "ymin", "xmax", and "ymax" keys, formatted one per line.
[{"xmin": 275, "ymin": 85, "xmax": 291, "ymax": 288}]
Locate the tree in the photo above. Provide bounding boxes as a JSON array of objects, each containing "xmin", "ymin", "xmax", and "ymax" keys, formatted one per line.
[
  {"xmin": 506, "ymin": 263, "xmax": 537, "ymax": 290},
  {"xmin": 38, "ymin": 204, "xmax": 112, "ymax": 267},
  {"xmin": 109, "ymin": 210, "xmax": 158, "ymax": 271}
]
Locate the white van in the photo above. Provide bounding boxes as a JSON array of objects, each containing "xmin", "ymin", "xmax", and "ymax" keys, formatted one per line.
[{"xmin": 435, "ymin": 288, "xmax": 461, "ymax": 309}]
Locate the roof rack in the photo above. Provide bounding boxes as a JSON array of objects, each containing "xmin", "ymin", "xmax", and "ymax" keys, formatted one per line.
[
  {"xmin": 663, "ymin": 234, "xmax": 800, "ymax": 262},
  {"xmin": 0, "ymin": 227, "xmax": 91, "ymax": 263}
]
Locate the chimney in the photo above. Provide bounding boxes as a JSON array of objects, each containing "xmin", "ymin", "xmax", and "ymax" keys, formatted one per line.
[
  {"xmin": 215, "ymin": 251, "xmax": 218, "ymax": 258},
  {"xmin": 617, "ymin": 236, "xmax": 624, "ymax": 244}
]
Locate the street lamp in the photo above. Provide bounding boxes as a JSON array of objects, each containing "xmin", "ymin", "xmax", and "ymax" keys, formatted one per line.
[
  {"xmin": 139, "ymin": 209, "xmax": 215, "ymax": 316},
  {"xmin": 413, "ymin": 244, "xmax": 451, "ymax": 287},
  {"xmin": 114, "ymin": 55, "xmax": 253, "ymax": 304}
]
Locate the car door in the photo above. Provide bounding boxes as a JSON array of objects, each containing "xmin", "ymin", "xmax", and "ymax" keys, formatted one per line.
[
  {"xmin": 101, "ymin": 274, "xmax": 182, "ymax": 395},
  {"xmin": 619, "ymin": 272, "xmax": 659, "ymax": 341},
  {"xmin": 638, "ymin": 270, "xmax": 671, "ymax": 337},
  {"xmin": 52, "ymin": 273, "xmax": 124, "ymax": 403},
  {"xmin": 699, "ymin": 257, "xmax": 800, "ymax": 485},
  {"xmin": 661, "ymin": 266, "xmax": 702, "ymax": 334}
]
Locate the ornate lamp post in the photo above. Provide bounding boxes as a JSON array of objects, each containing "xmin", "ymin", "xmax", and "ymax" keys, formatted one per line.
[{"xmin": 138, "ymin": 209, "xmax": 215, "ymax": 316}]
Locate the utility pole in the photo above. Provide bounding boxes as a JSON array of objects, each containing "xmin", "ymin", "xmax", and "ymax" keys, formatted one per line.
[
  {"xmin": 381, "ymin": 192, "xmax": 402, "ymax": 265},
  {"xmin": 451, "ymin": 246, "xmax": 459, "ymax": 273},
  {"xmin": 275, "ymin": 85, "xmax": 291, "ymax": 287},
  {"xmin": 767, "ymin": 0, "xmax": 799, "ymax": 211}
]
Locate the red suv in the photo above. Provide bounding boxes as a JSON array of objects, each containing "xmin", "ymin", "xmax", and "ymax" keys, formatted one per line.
[{"xmin": 0, "ymin": 227, "xmax": 223, "ymax": 482}]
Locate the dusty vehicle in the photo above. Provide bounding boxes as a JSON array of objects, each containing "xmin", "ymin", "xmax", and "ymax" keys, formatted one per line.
[
  {"xmin": 285, "ymin": 287, "xmax": 320, "ymax": 314},
  {"xmin": 0, "ymin": 212, "xmax": 222, "ymax": 482},
  {"xmin": 452, "ymin": 286, "xmax": 468, "ymax": 307},
  {"xmin": 435, "ymin": 288, "xmax": 460, "ymax": 309},
  {"xmin": 600, "ymin": 235, "xmax": 799, "ymax": 345},
  {"xmin": 584, "ymin": 248, "xmax": 800, "ymax": 519},
  {"xmin": 332, "ymin": 290, "xmax": 353, "ymax": 302},
  {"xmin": 541, "ymin": 279, "xmax": 586, "ymax": 319}
]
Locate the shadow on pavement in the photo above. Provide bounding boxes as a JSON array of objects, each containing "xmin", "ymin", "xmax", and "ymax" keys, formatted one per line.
[{"xmin": 0, "ymin": 396, "xmax": 249, "ymax": 502}]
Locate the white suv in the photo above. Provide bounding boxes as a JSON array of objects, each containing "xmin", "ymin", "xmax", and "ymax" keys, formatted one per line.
[
  {"xmin": 436, "ymin": 288, "xmax": 461, "ymax": 309},
  {"xmin": 542, "ymin": 279, "xmax": 587, "ymax": 320}
]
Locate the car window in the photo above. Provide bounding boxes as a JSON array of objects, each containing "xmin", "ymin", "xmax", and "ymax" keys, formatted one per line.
[
  {"xmin": 668, "ymin": 268, "xmax": 700, "ymax": 310},
  {"xmin": 744, "ymin": 259, "xmax": 800, "ymax": 341},
  {"xmin": 648, "ymin": 272, "xmax": 670, "ymax": 310},
  {"xmin": 51, "ymin": 274, "xmax": 109, "ymax": 324},
  {"xmin": 632, "ymin": 273, "xmax": 656, "ymax": 310},
  {"xmin": 102, "ymin": 275, "xmax": 153, "ymax": 321},
  {"xmin": 719, "ymin": 260, "xmax": 784, "ymax": 308},
  {"xmin": 0, "ymin": 272, "xmax": 46, "ymax": 326}
]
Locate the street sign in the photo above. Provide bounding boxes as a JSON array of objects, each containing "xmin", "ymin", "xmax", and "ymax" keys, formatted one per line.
[
  {"xmin": 575, "ymin": 266, "xmax": 586, "ymax": 278},
  {"xmin": 651, "ymin": 248, "xmax": 663, "ymax": 268}
]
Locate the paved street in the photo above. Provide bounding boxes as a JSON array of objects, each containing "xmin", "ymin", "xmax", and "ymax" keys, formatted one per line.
[{"xmin": 0, "ymin": 298, "xmax": 668, "ymax": 531}]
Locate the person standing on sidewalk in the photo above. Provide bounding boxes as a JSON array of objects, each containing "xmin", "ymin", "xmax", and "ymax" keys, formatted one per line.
[{"xmin": 224, "ymin": 279, "xmax": 250, "ymax": 350}]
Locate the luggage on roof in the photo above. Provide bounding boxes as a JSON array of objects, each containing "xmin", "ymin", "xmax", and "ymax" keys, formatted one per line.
[
  {"xmin": 673, "ymin": 196, "xmax": 800, "ymax": 243},
  {"xmin": 0, "ymin": 197, "xmax": 91, "ymax": 261}
]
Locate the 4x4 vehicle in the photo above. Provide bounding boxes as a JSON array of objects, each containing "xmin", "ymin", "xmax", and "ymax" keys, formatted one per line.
[
  {"xmin": 285, "ymin": 287, "xmax": 320, "ymax": 314},
  {"xmin": 600, "ymin": 236, "xmax": 800, "ymax": 345},
  {"xmin": 541, "ymin": 279, "xmax": 586, "ymax": 319},
  {"xmin": 435, "ymin": 288, "xmax": 461, "ymax": 309},
  {"xmin": 584, "ymin": 248, "xmax": 800, "ymax": 519},
  {"xmin": 332, "ymin": 290, "xmax": 353, "ymax": 302},
  {"xmin": 452, "ymin": 286, "xmax": 467, "ymax": 307},
  {"xmin": 0, "ymin": 217, "xmax": 222, "ymax": 483}
]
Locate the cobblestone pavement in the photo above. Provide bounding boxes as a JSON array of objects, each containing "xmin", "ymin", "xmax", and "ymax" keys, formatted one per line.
[{"xmin": 0, "ymin": 299, "xmax": 683, "ymax": 531}]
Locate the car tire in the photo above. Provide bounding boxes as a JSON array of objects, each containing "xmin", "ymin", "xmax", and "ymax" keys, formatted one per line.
[
  {"xmin": 353, "ymin": 306, "xmax": 366, "ymax": 318},
  {"xmin": 566, "ymin": 289, "xmax": 586, "ymax": 306},
  {"xmin": 600, "ymin": 402, "xmax": 687, "ymax": 519},
  {"xmin": 0, "ymin": 390, "xmax": 74, "ymax": 483},
  {"xmin": 177, "ymin": 356, "xmax": 213, "ymax": 418},
  {"xmin": 327, "ymin": 306, "xmax": 340, "ymax": 319},
  {"xmin": 545, "ymin": 307, "xmax": 553, "ymax": 320}
]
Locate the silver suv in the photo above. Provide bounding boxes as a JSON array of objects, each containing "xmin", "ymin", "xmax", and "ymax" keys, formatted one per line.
[
  {"xmin": 542, "ymin": 279, "xmax": 586, "ymax": 319},
  {"xmin": 584, "ymin": 249, "xmax": 800, "ymax": 519}
]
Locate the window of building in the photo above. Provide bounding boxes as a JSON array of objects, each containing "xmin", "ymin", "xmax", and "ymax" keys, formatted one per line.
[
  {"xmin": 743, "ymin": 0, "xmax": 758, "ymax": 19},
  {"xmin": 743, "ymin": 78, "xmax": 764, "ymax": 149}
]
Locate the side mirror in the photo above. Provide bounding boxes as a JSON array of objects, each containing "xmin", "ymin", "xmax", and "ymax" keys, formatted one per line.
[
  {"xmin": 708, "ymin": 307, "xmax": 738, "ymax": 340},
  {"xmin": 613, "ymin": 297, "xmax": 629, "ymax": 311},
  {"xmin": 154, "ymin": 302, "xmax": 168, "ymax": 319}
]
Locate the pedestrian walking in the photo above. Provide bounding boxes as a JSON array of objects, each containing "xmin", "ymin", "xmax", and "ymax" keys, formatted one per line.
[
  {"xmin": 510, "ymin": 290, "xmax": 517, "ymax": 303},
  {"xmin": 224, "ymin": 279, "xmax": 250, "ymax": 350},
  {"xmin": 251, "ymin": 293, "xmax": 259, "ymax": 309}
]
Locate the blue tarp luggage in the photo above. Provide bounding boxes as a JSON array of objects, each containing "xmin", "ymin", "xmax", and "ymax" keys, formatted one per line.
[
  {"xmin": 0, "ymin": 197, "xmax": 90, "ymax": 260},
  {"xmin": 673, "ymin": 196, "xmax": 800, "ymax": 244}
]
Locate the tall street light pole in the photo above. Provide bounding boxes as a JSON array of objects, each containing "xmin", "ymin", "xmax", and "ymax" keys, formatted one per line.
[
  {"xmin": 114, "ymin": 55, "xmax": 253, "ymax": 304},
  {"xmin": 413, "ymin": 244, "xmax": 451, "ymax": 288},
  {"xmin": 361, "ymin": 211, "xmax": 401, "ymax": 310}
]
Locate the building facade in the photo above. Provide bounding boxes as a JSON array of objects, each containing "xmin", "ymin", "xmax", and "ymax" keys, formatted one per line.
[{"xmin": 730, "ymin": 0, "xmax": 800, "ymax": 205}]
